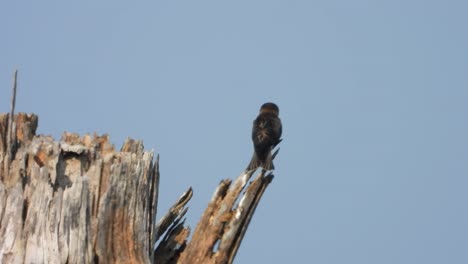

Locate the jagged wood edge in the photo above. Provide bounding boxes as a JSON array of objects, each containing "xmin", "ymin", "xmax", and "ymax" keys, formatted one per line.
[
  {"xmin": 149, "ymin": 154, "xmax": 160, "ymax": 252},
  {"xmin": 7, "ymin": 70, "xmax": 17, "ymax": 161},
  {"xmin": 152, "ymin": 187, "xmax": 193, "ymax": 263},
  {"xmin": 177, "ymin": 146, "xmax": 279, "ymax": 264},
  {"xmin": 223, "ymin": 171, "xmax": 274, "ymax": 264}
]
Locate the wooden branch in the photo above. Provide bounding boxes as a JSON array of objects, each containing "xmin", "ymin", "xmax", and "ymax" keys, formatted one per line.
[
  {"xmin": 223, "ymin": 171, "xmax": 274, "ymax": 264},
  {"xmin": 177, "ymin": 168, "xmax": 275, "ymax": 264}
]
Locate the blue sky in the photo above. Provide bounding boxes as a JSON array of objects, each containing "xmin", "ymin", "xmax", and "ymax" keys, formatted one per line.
[{"xmin": 1, "ymin": 1, "xmax": 468, "ymax": 263}]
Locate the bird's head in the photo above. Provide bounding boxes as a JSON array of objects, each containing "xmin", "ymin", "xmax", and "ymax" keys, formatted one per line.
[{"xmin": 259, "ymin": 102, "xmax": 279, "ymax": 116}]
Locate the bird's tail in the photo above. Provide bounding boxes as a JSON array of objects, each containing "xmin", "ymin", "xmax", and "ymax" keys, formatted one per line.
[
  {"xmin": 246, "ymin": 152, "xmax": 275, "ymax": 171},
  {"xmin": 246, "ymin": 152, "xmax": 261, "ymax": 171},
  {"xmin": 263, "ymin": 151, "xmax": 274, "ymax": 171}
]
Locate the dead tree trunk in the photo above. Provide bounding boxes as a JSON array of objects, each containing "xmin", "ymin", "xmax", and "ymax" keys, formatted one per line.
[
  {"xmin": 0, "ymin": 112, "xmax": 159, "ymax": 263},
  {"xmin": 0, "ymin": 112, "xmax": 275, "ymax": 264}
]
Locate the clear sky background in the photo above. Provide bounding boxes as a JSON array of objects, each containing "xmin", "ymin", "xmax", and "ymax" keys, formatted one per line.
[{"xmin": 1, "ymin": 1, "xmax": 468, "ymax": 263}]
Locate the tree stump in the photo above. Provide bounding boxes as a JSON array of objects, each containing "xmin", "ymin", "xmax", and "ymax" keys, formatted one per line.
[{"xmin": 0, "ymin": 113, "xmax": 275, "ymax": 264}]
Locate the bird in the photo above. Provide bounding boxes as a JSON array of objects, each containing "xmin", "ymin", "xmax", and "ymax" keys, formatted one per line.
[{"xmin": 246, "ymin": 102, "xmax": 282, "ymax": 171}]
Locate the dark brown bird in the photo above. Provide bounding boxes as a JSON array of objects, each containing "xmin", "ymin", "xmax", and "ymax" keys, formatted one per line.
[{"xmin": 247, "ymin": 102, "xmax": 282, "ymax": 171}]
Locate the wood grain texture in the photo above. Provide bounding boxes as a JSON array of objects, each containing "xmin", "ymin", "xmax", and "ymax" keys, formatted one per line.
[
  {"xmin": 0, "ymin": 113, "xmax": 159, "ymax": 264},
  {"xmin": 0, "ymin": 112, "xmax": 276, "ymax": 264},
  {"xmin": 178, "ymin": 170, "xmax": 274, "ymax": 264}
]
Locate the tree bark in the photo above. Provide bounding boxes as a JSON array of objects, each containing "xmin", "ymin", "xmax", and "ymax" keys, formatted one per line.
[{"xmin": 0, "ymin": 113, "xmax": 275, "ymax": 264}]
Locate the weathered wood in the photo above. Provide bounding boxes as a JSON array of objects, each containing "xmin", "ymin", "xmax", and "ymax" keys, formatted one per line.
[
  {"xmin": 0, "ymin": 111, "xmax": 277, "ymax": 264},
  {"xmin": 153, "ymin": 188, "xmax": 192, "ymax": 263},
  {"xmin": 177, "ymin": 169, "xmax": 275, "ymax": 264},
  {"xmin": 220, "ymin": 172, "xmax": 274, "ymax": 264},
  {"xmin": 0, "ymin": 113, "xmax": 160, "ymax": 264},
  {"xmin": 6, "ymin": 70, "xmax": 17, "ymax": 164}
]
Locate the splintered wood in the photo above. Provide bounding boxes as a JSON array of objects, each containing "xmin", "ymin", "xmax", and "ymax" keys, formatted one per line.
[
  {"xmin": 0, "ymin": 112, "xmax": 275, "ymax": 264},
  {"xmin": 177, "ymin": 170, "xmax": 273, "ymax": 264},
  {"xmin": 0, "ymin": 113, "xmax": 159, "ymax": 264}
]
